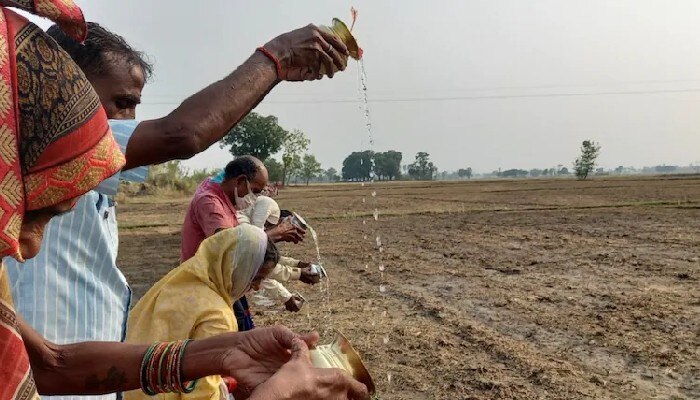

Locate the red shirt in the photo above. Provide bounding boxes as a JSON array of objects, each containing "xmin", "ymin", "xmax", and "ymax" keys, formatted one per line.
[{"xmin": 181, "ymin": 178, "xmax": 239, "ymax": 261}]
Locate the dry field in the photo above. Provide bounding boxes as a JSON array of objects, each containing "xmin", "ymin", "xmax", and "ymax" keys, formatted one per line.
[{"xmin": 117, "ymin": 176, "xmax": 700, "ymax": 400}]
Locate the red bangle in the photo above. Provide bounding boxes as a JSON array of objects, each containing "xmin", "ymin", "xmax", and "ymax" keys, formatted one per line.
[{"xmin": 257, "ymin": 46, "xmax": 282, "ymax": 80}]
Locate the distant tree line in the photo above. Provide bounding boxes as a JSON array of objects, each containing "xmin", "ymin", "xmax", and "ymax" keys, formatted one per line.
[{"xmin": 341, "ymin": 150, "xmax": 403, "ymax": 181}]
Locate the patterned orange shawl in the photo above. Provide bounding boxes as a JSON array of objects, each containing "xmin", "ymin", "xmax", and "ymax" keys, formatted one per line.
[{"xmin": 0, "ymin": 2, "xmax": 125, "ymax": 399}]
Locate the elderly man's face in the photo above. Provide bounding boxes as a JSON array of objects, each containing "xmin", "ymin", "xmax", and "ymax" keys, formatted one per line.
[
  {"xmin": 88, "ymin": 58, "xmax": 145, "ymax": 120},
  {"xmin": 234, "ymin": 166, "xmax": 269, "ymax": 198}
]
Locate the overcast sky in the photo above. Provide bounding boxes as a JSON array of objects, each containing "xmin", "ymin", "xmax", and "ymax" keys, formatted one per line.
[{"xmin": 24, "ymin": 1, "xmax": 700, "ymax": 173}]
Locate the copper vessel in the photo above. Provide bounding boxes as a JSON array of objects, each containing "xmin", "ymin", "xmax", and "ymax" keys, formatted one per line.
[
  {"xmin": 309, "ymin": 331, "xmax": 375, "ymax": 395},
  {"xmin": 318, "ymin": 18, "xmax": 362, "ymax": 76},
  {"xmin": 325, "ymin": 18, "xmax": 362, "ymax": 60}
]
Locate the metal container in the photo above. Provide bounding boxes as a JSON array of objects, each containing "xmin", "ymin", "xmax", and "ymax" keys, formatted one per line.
[
  {"xmin": 310, "ymin": 263, "xmax": 328, "ymax": 278},
  {"xmin": 319, "ymin": 18, "xmax": 362, "ymax": 75},
  {"xmin": 309, "ymin": 331, "xmax": 375, "ymax": 395}
]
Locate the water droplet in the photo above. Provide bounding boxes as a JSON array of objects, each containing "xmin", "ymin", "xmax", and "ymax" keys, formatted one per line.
[
  {"xmin": 383, "ymin": 335, "xmax": 389, "ymax": 345},
  {"xmin": 379, "ymin": 264, "xmax": 385, "ymax": 272},
  {"xmin": 371, "ymin": 191, "xmax": 377, "ymax": 197},
  {"xmin": 379, "ymin": 284, "xmax": 387, "ymax": 293},
  {"xmin": 387, "ymin": 372, "xmax": 392, "ymax": 384}
]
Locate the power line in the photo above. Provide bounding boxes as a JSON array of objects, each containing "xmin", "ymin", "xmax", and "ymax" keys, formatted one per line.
[{"xmin": 141, "ymin": 87, "xmax": 700, "ymax": 106}]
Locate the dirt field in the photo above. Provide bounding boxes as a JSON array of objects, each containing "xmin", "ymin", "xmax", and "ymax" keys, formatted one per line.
[{"xmin": 117, "ymin": 176, "xmax": 700, "ymax": 400}]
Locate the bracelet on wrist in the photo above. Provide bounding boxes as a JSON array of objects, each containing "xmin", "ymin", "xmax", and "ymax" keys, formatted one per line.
[{"xmin": 256, "ymin": 46, "xmax": 282, "ymax": 80}]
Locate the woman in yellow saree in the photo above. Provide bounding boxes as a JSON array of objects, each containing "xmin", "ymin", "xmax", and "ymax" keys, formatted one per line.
[{"xmin": 125, "ymin": 225, "xmax": 279, "ymax": 400}]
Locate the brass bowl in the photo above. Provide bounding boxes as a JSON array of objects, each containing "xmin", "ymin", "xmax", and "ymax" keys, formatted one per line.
[
  {"xmin": 328, "ymin": 18, "xmax": 362, "ymax": 60},
  {"xmin": 309, "ymin": 331, "xmax": 376, "ymax": 395}
]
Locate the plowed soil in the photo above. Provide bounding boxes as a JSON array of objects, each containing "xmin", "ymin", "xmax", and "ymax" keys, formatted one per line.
[{"xmin": 117, "ymin": 176, "xmax": 700, "ymax": 399}]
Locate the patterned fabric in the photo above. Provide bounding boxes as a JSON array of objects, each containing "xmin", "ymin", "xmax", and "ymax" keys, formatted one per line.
[
  {"xmin": 0, "ymin": 264, "xmax": 39, "ymax": 400},
  {"xmin": 4, "ymin": 120, "xmax": 146, "ymax": 400},
  {"xmin": 125, "ymin": 226, "xmax": 268, "ymax": 400},
  {"xmin": 1, "ymin": 0, "xmax": 87, "ymax": 41},
  {"xmin": 0, "ymin": 9, "xmax": 124, "ymax": 261},
  {"xmin": 0, "ymin": 3, "xmax": 124, "ymax": 400}
]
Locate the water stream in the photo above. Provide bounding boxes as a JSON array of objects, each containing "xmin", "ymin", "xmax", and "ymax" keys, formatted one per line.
[
  {"xmin": 307, "ymin": 224, "xmax": 333, "ymax": 337},
  {"xmin": 358, "ymin": 58, "xmax": 393, "ymax": 382}
]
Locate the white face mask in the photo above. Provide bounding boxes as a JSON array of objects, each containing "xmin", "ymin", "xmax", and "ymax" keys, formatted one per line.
[{"xmin": 234, "ymin": 179, "xmax": 257, "ymax": 210}]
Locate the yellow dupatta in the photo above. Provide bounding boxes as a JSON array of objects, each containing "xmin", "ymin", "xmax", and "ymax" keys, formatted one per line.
[{"xmin": 125, "ymin": 225, "xmax": 267, "ymax": 400}]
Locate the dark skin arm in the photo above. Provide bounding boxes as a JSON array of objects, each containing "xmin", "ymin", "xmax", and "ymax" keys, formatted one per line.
[
  {"xmin": 20, "ymin": 316, "xmax": 367, "ymax": 398},
  {"xmin": 19, "ymin": 316, "xmax": 218, "ymax": 394},
  {"xmin": 122, "ymin": 26, "xmax": 349, "ymax": 171},
  {"xmin": 266, "ymin": 219, "xmax": 306, "ymax": 243},
  {"xmin": 122, "ymin": 51, "xmax": 277, "ymax": 171}
]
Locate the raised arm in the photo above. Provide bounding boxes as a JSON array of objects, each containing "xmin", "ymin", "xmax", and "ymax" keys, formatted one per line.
[
  {"xmin": 19, "ymin": 315, "xmax": 216, "ymax": 394},
  {"xmin": 21, "ymin": 316, "xmax": 368, "ymax": 399},
  {"xmin": 123, "ymin": 25, "xmax": 349, "ymax": 171}
]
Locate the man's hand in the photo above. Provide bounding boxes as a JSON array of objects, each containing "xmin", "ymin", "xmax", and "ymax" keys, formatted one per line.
[
  {"xmin": 248, "ymin": 338, "xmax": 370, "ymax": 400},
  {"xmin": 284, "ymin": 295, "xmax": 305, "ymax": 312},
  {"xmin": 217, "ymin": 327, "xmax": 318, "ymax": 397},
  {"xmin": 265, "ymin": 24, "xmax": 350, "ymax": 81},
  {"xmin": 299, "ymin": 267, "xmax": 321, "ymax": 285},
  {"xmin": 266, "ymin": 219, "xmax": 305, "ymax": 243}
]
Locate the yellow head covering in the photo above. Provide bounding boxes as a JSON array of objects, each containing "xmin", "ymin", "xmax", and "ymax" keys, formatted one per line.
[{"xmin": 125, "ymin": 225, "xmax": 267, "ymax": 400}]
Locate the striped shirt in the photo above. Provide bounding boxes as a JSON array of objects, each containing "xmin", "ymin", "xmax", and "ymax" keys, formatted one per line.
[{"xmin": 4, "ymin": 120, "xmax": 147, "ymax": 400}]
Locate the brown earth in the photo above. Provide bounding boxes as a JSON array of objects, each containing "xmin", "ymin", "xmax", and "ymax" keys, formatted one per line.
[{"xmin": 117, "ymin": 176, "xmax": 700, "ymax": 400}]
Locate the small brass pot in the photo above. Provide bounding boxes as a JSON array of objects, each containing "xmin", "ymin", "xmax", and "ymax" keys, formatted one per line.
[
  {"xmin": 309, "ymin": 331, "xmax": 375, "ymax": 395},
  {"xmin": 318, "ymin": 18, "xmax": 362, "ymax": 76}
]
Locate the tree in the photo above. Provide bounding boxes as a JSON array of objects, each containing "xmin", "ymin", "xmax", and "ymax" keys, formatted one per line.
[
  {"xmin": 501, "ymin": 169, "xmax": 528, "ymax": 178},
  {"xmin": 457, "ymin": 167, "xmax": 472, "ymax": 179},
  {"xmin": 300, "ymin": 154, "xmax": 323, "ymax": 185},
  {"xmin": 342, "ymin": 151, "xmax": 373, "ymax": 181},
  {"xmin": 374, "ymin": 150, "xmax": 402, "ymax": 181},
  {"xmin": 264, "ymin": 158, "xmax": 284, "ymax": 183},
  {"xmin": 529, "ymin": 169, "xmax": 543, "ymax": 177},
  {"xmin": 655, "ymin": 165, "xmax": 678, "ymax": 174},
  {"xmin": 407, "ymin": 152, "xmax": 437, "ymax": 180},
  {"xmin": 281, "ymin": 129, "xmax": 310, "ymax": 186},
  {"xmin": 573, "ymin": 140, "xmax": 601, "ymax": 180},
  {"xmin": 559, "ymin": 167, "xmax": 570, "ymax": 175},
  {"xmin": 219, "ymin": 112, "xmax": 287, "ymax": 161},
  {"xmin": 324, "ymin": 167, "xmax": 339, "ymax": 182}
]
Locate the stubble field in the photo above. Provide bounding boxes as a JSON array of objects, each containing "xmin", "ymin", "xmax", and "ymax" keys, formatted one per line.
[{"xmin": 117, "ymin": 176, "xmax": 700, "ymax": 400}]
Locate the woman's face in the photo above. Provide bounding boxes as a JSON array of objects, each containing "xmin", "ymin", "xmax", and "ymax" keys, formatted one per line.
[
  {"xmin": 19, "ymin": 199, "xmax": 76, "ymax": 259},
  {"xmin": 249, "ymin": 260, "xmax": 276, "ymax": 292}
]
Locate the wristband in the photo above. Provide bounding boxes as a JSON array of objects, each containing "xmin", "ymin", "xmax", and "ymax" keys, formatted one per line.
[{"xmin": 256, "ymin": 47, "xmax": 282, "ymax": 79}]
